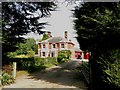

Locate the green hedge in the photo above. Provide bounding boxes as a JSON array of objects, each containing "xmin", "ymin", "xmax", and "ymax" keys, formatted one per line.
[
  {"xmin": 6, "ymin": 57, "xmax": 57, "ymax": 73},
  {"xmin": 34, "ymin": 57, "xmax": 57, "ymax": 66}
]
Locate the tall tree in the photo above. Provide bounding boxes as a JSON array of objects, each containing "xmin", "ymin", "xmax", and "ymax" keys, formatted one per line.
[
  {"xmin": 73, "ymin": 2, "xmax": 120, "ymax": 89},
  {"xmin": 15, "ymin": 38, "xmax": 36, "ymax": 55},
  {"xmin": 2, "ymin": 2, "xmax": 56, "ymax": 60},
  {"xmin": 40, "ymin": 33, "xmax": 49, "ymax": 41}
]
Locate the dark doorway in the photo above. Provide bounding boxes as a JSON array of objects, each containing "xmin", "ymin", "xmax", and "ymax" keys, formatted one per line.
[{"xmin": 77, "ymin": 54, "xmax": 82, "ymax": 59}]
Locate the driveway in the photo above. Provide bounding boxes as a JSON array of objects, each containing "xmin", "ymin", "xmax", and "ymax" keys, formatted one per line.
[{"xmin": 2, "ymin": 60, "xmax": 88, "ymax": 89}]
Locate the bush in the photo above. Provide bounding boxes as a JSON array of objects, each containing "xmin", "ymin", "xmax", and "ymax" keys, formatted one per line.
[
  {"xmin": 27, "ymin": 65, "xmax": 46, "ymax": 73},
  {"xmin": 1, "ymin": 72, "xmax": 14, "ymax": 86},
  {"xmin": 47, "ymin": 57, "xmax": 57, "ymax": 65},
  {"xmin": 27, "ymin": 57, "xmax": 57, "ymax": 73},
  {"xmin": 15, "ymin": 54, "xmax": 29, "ymax": 58},
  {"xmin": 7, "ymin": 57, "xmax": 57, "ymax": 74},
  {"xmin": 34, "ymin": 57, "xmax": 57, "ymax": 67},
  {"xmin": 97, "ymin": 49, "xmax": 120, "ymax": 88},
  {"xmin": 27, "ymin": 50, "xmax": 35, "ymax": 58},
  {"xmin": 2, "ymin": 64, "xmax": 13, "ymax": 75},
  {"xmin": 57, "ymin": 53, "xmax": 65, "ymax": 63},
  {"xmin": 16, "ymin": 58, "xmax": 34, "ymax": 70},
  {"xmin": 57, "ymin": 50, "xmax": 71, "ymax": 63}
]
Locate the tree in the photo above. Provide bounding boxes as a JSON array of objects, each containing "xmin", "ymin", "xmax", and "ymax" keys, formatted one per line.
[
  {"xmin": 27, "ymin": 50, "xmax": 35, "ymax": 58},
  {"xmin": 73, "ymin": 2, "xmax": 120, "ymax": 89},
  {"xmin": 15, "ymin": 38, "xmax": 36, "ymax": 55},
  {"xmin": 2, "ymin": 2, "xmax": 56, "ymax": 60},
  {"xmin": 40, "ymin": 33, "xmax": 49, "ymax": 41}
]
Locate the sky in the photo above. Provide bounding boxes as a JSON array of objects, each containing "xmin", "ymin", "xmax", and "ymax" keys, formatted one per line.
[{"xmin": 24, "ymin": 1, "xmax": 80, "ymax": 48}]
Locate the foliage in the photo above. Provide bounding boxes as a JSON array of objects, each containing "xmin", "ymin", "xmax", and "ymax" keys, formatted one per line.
[
  {"xmin": 81, "ymin": 62, "xmax": 89, "ymax": 84},
  {"xmin": 27, "ymin": 50, "xmax": 35, "ymax": 58},
  {"xmin": 98, "ymin": 49, "xmax": 120, "ymax": 88},
  {"xmin": 16, "ymin": 38, "xmax": 37, "ymax": 55},
  {"xmin": 34, "ymin": 57, "xmax": 57, "ymax": 66},
  {"xmin": 9, "ymin": 57, "xmax": 57, "ymax": 73},
  {"xmin": 57, "ymin": 53, "xmax": 65, "ymax": 63},
  {"xmin": 2, "ymin": 64, "xmax": 13, "ymax": 75},
  {"xmin": 34, "ymin": 44, "xmax": 38, "ymax": 54},
  {"xmin": 47, "ymin": 57, "xmax": 57, "ymax": 65},
  {"xmin": 40, "ymin": 33, "xmax": 49, "ymax": 41},
  {"xmin": 7, "ymin": 52, "xmax": 17, "ymax": 58},
  {"xmin": 2, "ymin": 64, "xmax": 14, "ymax": 86},
  {"xmin": 27, "ymin": 65, "xmax": 46, "ymax": 73},
  {"xmin": 1, "ymin": 72, "xmax": 14, "ymax": 86},
  {"xmin": 73, "ymin": 2, "xmax": 120, "ymax": 89},
  {"xmin": 57, "ymin": 50, "xmax": 71, "ymax": 63},
  {"xmin": 73, "ymin": 2, "xmax": 120, "ymax": 51},
  {"xmin": 15, "ymin": 54, "xmax": 29, "ymax": 58},
  {"xmin": 2, "ymin": 2, "xmax": 56, "ymax": 61},
  {"xmin": 16, "ymin": 58, "xmax": 34, "ymax": 70},
  {"xmin": 6, "ymin": 38, "xmax": 37, "ymax": 58}
]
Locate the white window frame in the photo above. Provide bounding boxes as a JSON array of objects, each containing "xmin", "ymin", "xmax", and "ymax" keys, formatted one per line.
[
  {"xmin": 43, "ymin": 44, "xmax": 46, "ymax": 48},
  {"xmin": 61, "ymin": 43, "xmax": 65, "ymax": 48},
  {"xmin": 42, "ymin": 52, "xmax": 45, "ymax": 57},
  {"xmin": 53, "ymin": 44, "xmax": 56, "ymax": 48}
]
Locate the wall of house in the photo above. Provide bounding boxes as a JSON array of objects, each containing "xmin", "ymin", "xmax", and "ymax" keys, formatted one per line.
[
  {"xmin": 67, "ymin": 43, "xmax": 75, "ymax": 59},
  {"xmin": 38, "ymin": 41, "xmax": 76, "ymax": 59}
]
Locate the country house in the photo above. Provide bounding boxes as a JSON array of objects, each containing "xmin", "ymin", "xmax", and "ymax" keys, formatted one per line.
[{"xmin": 38, "ymin": 31, "xmax": 87, "ymax": 59}]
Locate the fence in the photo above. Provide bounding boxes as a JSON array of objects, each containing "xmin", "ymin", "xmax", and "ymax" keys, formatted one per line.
[{"xmin": 81, "ymin": 61, "xmax": 89, "ymax": 84}]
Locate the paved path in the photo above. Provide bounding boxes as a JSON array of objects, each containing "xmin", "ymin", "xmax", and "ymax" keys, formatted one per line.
[{"xmin": 2, "ymin": 60, "xmax": 88, "ymax": 89}]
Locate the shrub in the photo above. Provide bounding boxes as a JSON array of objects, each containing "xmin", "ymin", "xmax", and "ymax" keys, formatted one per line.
[
  {"xmin": 97, "ymin": 49, "xmax": 120, "ymax": 88},
  {"xmin": 57, "ymin": 53, "xmax": 65, "ymax": 63},
  {"xmin": 27, "ymin": 65, "xmax": 46, "ymax": 73},
  {"xmin": 39, "ymin": 58, "xmax": 46, "ymax": 65},
  {"xmin": 47, "ymin": 57, "xmax": 57, "ymax": 65},
  {"xmin": 15, "ymin": 54, "xmax": 29, "ymax": 58},
  {"xmin": 27, "ymin": 50, "xmax": 35, "ymax": 58},
  {"xmin": 57, "ymin": 50, "xmax": 71, "ymax": 63},
  {"xmin": 1, "ymin": 72, "xmax": 14, "ymax": 86},
  {"xmin": 2, "ymin": 64, "xmax": 13, "ymax": 75}
]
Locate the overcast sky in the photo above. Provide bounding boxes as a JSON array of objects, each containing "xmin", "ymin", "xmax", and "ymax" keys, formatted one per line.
[{"xmin": 24, "ymin": 1, "xmax": 80, "ymax": 48}]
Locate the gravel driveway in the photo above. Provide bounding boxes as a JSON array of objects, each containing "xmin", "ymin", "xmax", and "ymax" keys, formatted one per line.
[{"xmin": 2, "ymin": 60, "xmax": 88, "ymax": 90}]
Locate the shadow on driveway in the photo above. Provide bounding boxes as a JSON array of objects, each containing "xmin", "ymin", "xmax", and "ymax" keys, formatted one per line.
[{"xmin": 27, "ymin": 60, "xmax": 88, "ymax": 89}]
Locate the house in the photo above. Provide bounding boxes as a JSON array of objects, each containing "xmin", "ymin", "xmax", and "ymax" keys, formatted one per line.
[
  {"xmin": 38, "ymin": 31, "xmax": 75, "ymax": 59},
  {"xmin": 38, "ymin": 31, "xmax": 88, "ymax": 60}
]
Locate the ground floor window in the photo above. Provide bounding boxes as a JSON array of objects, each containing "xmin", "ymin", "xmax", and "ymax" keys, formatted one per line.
[
  {"xmin": 61, "ymin": 44, "xmax": 64, "ymax": 48},
  {"xmin": 51, "ymin": 52, "xmax": 54, "ymax": 57},
  {"xmin": 42, "ymin": 52, "xmax": 45, "ymax": 57}
]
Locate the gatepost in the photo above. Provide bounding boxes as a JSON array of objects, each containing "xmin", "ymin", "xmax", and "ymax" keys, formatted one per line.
[{"xmin": 13, "ymin": 62, "xmax": 17, "ymax": 80}]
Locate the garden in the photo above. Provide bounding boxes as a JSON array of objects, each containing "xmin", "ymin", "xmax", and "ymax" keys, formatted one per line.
[{"xmin": 1, "ymin": 49, "xmax": 72, "ymax": 86}]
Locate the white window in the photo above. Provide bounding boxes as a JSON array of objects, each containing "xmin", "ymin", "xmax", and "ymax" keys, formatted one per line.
[
  {"xmin": 61, "ymin": 44, "xmax": 64, "ymax": 48},
  {"xmin": 43, "ymin": 44, "xmax": 46, "ymax": 48},
  {"xmin": 42, "ymin": 52, "xmax": 45, "ymax": 56},
  {"xmin": 51, "ymin": 52, "xmax": 54, "ymax": 57},
  {"xmin": 53, "ymin": 44, "xmax": 56, "ymax": 48}
]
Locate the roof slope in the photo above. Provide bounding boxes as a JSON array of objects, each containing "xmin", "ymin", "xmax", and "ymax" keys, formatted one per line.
[
  {"xmin": 74, "ymin": 47, "xmax": 82, "ymax": 52},
  {"xmin": 39, "ymin": 36, "xmax": 74, "ymax": 44}
]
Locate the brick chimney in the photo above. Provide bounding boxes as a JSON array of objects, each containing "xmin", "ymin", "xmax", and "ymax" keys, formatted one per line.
[
  {"xmin": 64, "ymin": 31, "xmax": 68, "ymax": 39},
  {"xmin": 48, "ymin": 31, "xmax": 52, "ymax": 38}
]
